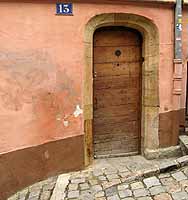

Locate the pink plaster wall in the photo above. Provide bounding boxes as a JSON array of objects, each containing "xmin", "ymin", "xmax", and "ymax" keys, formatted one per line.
[
  {"xmin": 3, "ymin": 2, "xmax": 188, "ymax": 198},
  {"xmin": 0, "ymin": 1, "xmax": 176, "ymax": 155},
  {"xmin": 0, "ymin": 2, "xmax": 84, "ymax": 154},
  {"xmin": 181, "ymin": 8, "xmax": 188, "ymax": 110}
]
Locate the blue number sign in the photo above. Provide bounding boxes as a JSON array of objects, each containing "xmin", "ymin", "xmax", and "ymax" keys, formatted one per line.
[{"xmin": 56, "ymin": 3, "xmax": 73, "ymax": 15}]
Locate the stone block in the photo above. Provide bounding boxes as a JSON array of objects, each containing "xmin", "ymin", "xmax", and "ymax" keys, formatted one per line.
[
  {"xmin": 149, "ymin": 185, "xmax": 166, "ymax": 195},
  {"xmin": 179, "ymin": 135, "xmax": 188, "ymax": 145},
  {"xmin": 117, "ymin": 184, "xmax": 129, "ymax": 190},
  {"xmin": 71, "ymin": 178, "xmax": 86, "ymax": 184},
  {"xmin": 159, "ymin": 160, "xmax": 179, "ymax": 173},
  {"xmin": 143, "ymin": 176, "xmax": 161, "ymax": 188},
  {"xmin": 172, "ymin": 191, "xmax": 188, "ymax": 200},
  {"xmin": 160, "ymin": 177, "xmax": 175, "ymax": 186},
  {"xmin": 98, "ymin": 176, "xmax": 107, "ymax": 181},
  {"xmin": 158, "ymin": 173, "xmax": 170, "ymax": 179},
  {"xmin": 80, "ymin": 183, "xmax": 90, "ymax": 190},
  {"xmin": 107, "ymin": 195, "xmax": 120, "ymax": 200},
  {"xmin": 154, "ymin": 193, "xmax": 172, "ymax": 200},
  {"xmin": 137, "ymin": 197, "xmax": 153, "ymax": 200},
  {"xmin": 107, "ymin": 174, "xmax": 119, "ymax": 180},
  {"xmin": 40, "ymin": 191, "xmax": 51, "ymax": 200},
  {"xmin": 95, "ymin": 191, "xmax": 105, "ymax": 198},
  {"xmin": 133, "ymin": 188, "xmax": 149, "ymax": 198},
  {"xmin": 68, "ymin": 183, "xmax": 78, "ymax": 191},
  {"xmin": 118, "ymin": 189, "xmax": 132, "ymax": 198},
  {"xmin": 105, "ymin": 186, "xmax": 117, "ymax": 197},
  {"xmin": 91, "ymin": 185, "xmax": 103, "ymax": 194},
  {"xmin": 165, "ymin": 183, "xmax": 182, "ymax": 194},
  {"xmin": 177, "ymin": 155, "xmax": 188, "ymax": 167},
  {"xmin": 130, "ymin": 182, "xmax": 144, "ymax": 190},
  {"xmin": 171, "ymin": 171, "xmax": 187, "ymax": 181},
  {"xmin": 67, "ymin": 190, "xmax": 79, "ymax": 199},
  {"xmin": 142, "ymin": 166, "xmax": 160, "ymax": 178}
]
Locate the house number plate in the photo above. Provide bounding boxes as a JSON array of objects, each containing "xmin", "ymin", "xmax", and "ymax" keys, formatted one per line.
[{"xmin": 56, "ymin": 3, "xmax": 73, "ymax": 15}]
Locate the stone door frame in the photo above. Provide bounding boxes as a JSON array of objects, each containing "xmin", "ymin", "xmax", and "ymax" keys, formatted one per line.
[
  {"xmin": 186, "ymin": 61, "xmax": 188, "ymax": 116},
  {"xmin": 83, "ymin": 13, "xmax": 160, "ymax": 165}
]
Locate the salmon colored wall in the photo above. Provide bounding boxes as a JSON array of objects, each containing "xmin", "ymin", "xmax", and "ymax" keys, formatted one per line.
[
  {"xmin": 0, "ymin": 1, "xmax": 184, "ymax": 198},
  {"xmin": 0, "ymin": 2, "xmax": 84, "ymax": 154},
  {"xmin": 0, "ymin": 1, "xmax": 174, "ymax": 154},
  {"xmin": 182, "ymin": 8, "xmax": 188, "ymax": 111}
]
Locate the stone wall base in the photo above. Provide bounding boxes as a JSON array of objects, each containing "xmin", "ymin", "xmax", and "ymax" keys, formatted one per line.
[{"xmin": 144, "ymin": 146, "xmax": 182, "ymax": 160}]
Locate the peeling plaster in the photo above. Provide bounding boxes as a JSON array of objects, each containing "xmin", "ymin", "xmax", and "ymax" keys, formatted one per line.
[
  {"xmin": 63, "ymin": 120, "xmax": 69, "ymax": 127},
  {"xmin": 73, "ymin": 105, "xmax": 83, "ymax": 117},
  {"xmin": 56, "ymin": 105, "xmax": 82, "ymax": 127}
]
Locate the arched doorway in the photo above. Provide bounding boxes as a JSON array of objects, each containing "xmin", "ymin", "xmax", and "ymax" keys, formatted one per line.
[
  {"xmin": 84, "ymin": 13, "xmax": 159, "ymax": 165},
  {"xmin": 93, "ymin": 26, "xmax": 142, "ymax": 158}
]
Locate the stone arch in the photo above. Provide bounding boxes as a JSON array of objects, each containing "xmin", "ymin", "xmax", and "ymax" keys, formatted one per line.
[{"xmin": 83, "ymin": 13, "xmax": 159, "ymax": 165}]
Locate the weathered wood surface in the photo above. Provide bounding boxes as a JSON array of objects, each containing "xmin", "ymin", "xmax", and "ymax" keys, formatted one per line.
[{"xmin": 93, "ymin": 27, "xmax": 142, "ymax": 157}]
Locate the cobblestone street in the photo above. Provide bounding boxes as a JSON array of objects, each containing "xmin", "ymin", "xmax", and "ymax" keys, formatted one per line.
[
  {"xmin": 8, "ymin": 155, "xmax": 188, "ymax": 200},
  {"xmin": 8, "ymin": 176, "xmax": 57, "ymax": 200},
  {"xmin": 64, "ymin": 165, "xmax": 188, "ymax": 200}
]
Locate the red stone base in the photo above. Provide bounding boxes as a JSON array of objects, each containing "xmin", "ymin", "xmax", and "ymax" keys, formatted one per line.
[{"xmin": 0, "ymin": 135, "xmax": 84, "ymax": 199}]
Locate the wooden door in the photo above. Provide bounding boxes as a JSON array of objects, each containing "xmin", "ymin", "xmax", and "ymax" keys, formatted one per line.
[{"xmin": 93, "ymin": 26, "xmax": 142, "ymax": 158}]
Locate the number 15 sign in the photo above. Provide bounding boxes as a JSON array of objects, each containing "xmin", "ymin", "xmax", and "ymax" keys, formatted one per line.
[{"xmin": 56, "ymin": 3, "xmax": 73, "ymax": 15}]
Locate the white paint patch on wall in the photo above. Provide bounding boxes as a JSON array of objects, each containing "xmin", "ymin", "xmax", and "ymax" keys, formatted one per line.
[
  {"xmin": 73, "ymin": 105, "xmax": 83, "ymax": 117},
  {"xmin": 56, "ymin": 105, "xmax": 82, "ymax": 127},
  {"xmin": 63, "ymin": 120, "xmax": 69, "ymax": 127}
]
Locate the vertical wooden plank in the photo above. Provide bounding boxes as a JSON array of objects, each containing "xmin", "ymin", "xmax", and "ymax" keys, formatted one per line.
[{"xmin": 93, "ymin": 26, "xmax": 142, "ymax": 157}]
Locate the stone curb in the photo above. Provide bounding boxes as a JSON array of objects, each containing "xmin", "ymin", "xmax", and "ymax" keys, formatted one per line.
[
  {"xmin": 133, "ymin": 155, "xmax": 188, "ymax": 180},
  {"xmin": 106, "ymin": 155, "xmax": 188, "ymax": 190},
  {"xmin": 50, "ymin": 174, "xmax": 70, "ymax": 200},
  {"xmin": 51, "ymin": 155, "xmax": 188, "ymax": 198}
]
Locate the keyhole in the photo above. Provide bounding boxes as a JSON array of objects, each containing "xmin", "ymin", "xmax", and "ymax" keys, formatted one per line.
[{"xmin": 115, "ymin": 50, "xmax": 121, "ymax": 57}]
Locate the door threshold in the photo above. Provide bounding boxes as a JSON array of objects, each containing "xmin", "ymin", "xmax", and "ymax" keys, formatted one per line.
[{"xmin": 94, "ymin": 151, "xmax": 139, "ymax": 159}]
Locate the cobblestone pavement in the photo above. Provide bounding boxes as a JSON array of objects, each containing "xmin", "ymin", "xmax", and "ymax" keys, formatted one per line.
[
  {"xmin": 8, "ymin": 155, "xmax": 188, "ymax": 200},
  {"xmin": 64, "ymin": 164, "xmax": 188, "ymax": 200},
  {"xmin": 8, "ymin": 176, "xmax": 57, "ymax": 200}
]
